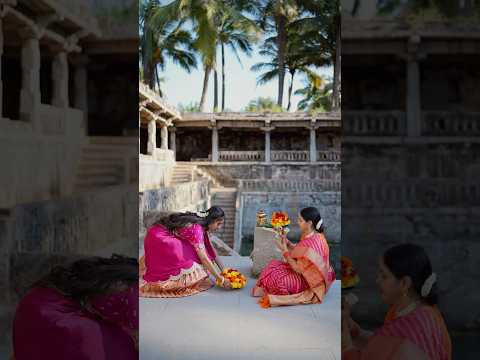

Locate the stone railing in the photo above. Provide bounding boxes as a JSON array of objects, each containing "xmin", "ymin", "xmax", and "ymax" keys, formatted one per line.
[
  {"xmin": 343, "ymin": 180, "xmax": 480, "ymax": 207},
  {"xmin": 218, "ymin": 151, "xmax": 265, "ymax": 162},
  {"xmin": 343, "ymin": 111, "xmax": 406, "ymax": 136},
  {"xmin": 317, "ymin": 150, "xmax": 341, "ymax": 161},
  {"xmin": 239, "ymin": 179, "xmax": 341, "ymax": 192},
  {"xmin": 422, "ymin": 111, "xmax": 480, "ymax": 136},
  {"xmin": 271, "ymin": 150, "xmax": 309, "ymax": 162}
]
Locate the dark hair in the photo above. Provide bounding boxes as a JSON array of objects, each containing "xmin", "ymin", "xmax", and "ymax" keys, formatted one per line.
[
  {"xmin": 300, "ymin": 207, "xmax": 324, "ymax": 233},
  {"xmin": 35, "ymin": 254, "xmax": 138, "ymax": 303},
  {"xmin": 383, "ymin": 243, "xmax": 438, "ymax": 306},
  {"xmin": 157, "ymin": 206, "xmax": 225, "ymax": 232}
]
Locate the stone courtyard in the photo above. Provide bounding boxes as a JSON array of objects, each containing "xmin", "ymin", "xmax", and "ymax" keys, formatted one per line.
[{"xmin": 140, "ymin": 256, "xmax": 341, "ymax": 360}]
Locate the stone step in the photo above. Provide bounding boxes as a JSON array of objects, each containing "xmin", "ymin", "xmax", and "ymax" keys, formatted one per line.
[{"xmin": 77, "ymin": 168, "xmax": 123, "ymax": 177}]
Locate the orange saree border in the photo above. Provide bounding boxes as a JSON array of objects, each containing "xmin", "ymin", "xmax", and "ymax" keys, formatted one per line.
[{"xmin": 291, "ymin": 245, "xmax": 334, "ymax": 295}]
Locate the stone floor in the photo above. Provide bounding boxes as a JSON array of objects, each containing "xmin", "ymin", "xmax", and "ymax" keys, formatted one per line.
[{"xmin": 140, "ymin": 256, "xmax": 341, "ymax": 360}]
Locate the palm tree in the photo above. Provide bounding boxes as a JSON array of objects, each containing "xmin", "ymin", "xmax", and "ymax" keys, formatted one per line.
[
  {"xmin": 290, "ymin": 0, "xmax": 340, "ymax": 110},
  {"xmin": 295, "ymin": 70, "xmax": 333, "ymax": 112},
  {"xmin": 216, "ymin": 10, "xmax": 259, "ymax": 111},
  {"xmin": 140, "ymin": 0, "xmax": 197, "ymax": 93},
  {"xmin": 148, "ymin": 0, "xmax": 222, "ymax": 111},
  {"xmin": 251, "ymin": 0, "xmax": 301, "ymax": 107}
]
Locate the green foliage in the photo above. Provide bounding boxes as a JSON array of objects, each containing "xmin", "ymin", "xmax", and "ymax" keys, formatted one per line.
[
  {"xmin": 178, "ymin": 101, "xmax": 201, "ymax": 113},
  {"xmin": 244, "ymin": 97, "xmax": 285, "ymax": 112},
  {"xmin": 294, "ymin": 71, "xmax": 333, "ymax": 112}
]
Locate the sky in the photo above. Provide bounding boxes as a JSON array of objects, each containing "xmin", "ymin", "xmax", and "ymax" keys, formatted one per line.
[{"xmin": 161, "ymin": 44, "xmax": 332, "ymax": 112}]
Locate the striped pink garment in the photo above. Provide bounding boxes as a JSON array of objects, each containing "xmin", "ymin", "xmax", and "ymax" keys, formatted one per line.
[
  {"xmin": 255, "ymin": 233, "xmax": 329, "ymax": 296},
  {"xmin": 376, "ymin": 306, "xmax": 450, "ymax": 360}
]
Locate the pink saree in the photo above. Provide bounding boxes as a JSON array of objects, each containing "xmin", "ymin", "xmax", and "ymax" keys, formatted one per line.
[
  {"xmin": 13, "ymin": 286, "xmax": 138, "ymax": 360},
  {"xmin": 344, "ymin": 305, "xmax": 451, "ymax": 360},
  {"xmin": 251, "ymin": 232, "xmax": 336, "ymax": 307},
  {"xmin": 139, "ymin": 223, "xmax": 217, "ymax": 297}
]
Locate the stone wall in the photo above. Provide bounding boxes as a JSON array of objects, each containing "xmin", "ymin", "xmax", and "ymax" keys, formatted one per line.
[
  {"xmin": 0, "ymin": 118, "xmax": 84, "ymax": 208},
  {"xmin": 139, "ymin": 153, "xmax": 174, "ymax": 191},
  {"xmin": 0, "ymin": 184, "xmax": 137, "ymax": 304},
  {"xmin": 139, "ymin": 179, "xmax": 212, "ymax": 238},
  {"xmin": 343, "ymin": 143, "xmax": 480, "ymax": 330},
  {"xmin": 198, "ymin": 163, "xmax": 341, "ymax": 187},
  {"xmin": 238, "ymin": 191, "xmax": 341, "ymax": 274}
]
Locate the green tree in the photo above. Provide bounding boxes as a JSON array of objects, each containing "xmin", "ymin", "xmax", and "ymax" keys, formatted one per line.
[
  {"xmin": 295, "ymin": 71, "xmax": 332, "ymax": 112},
  {"xmin": 250, "ymin": 0, "xmax": 301, "ymax": 107},
  {"xmin": 244, "ymin": 97, "xmax": 285, "ymax": 112},
  {"xmin": 140, "ymin": 0, "xmax": 197, "ymax": 93},
  {"xmin": 215, "ymin": 8, "xmax": 259, "ymax": 111},
  {"xmin": 148, "ymin": 0, "xmax": 222, "ymax": 111}
]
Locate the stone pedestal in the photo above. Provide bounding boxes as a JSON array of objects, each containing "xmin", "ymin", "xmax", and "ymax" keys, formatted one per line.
[{"xmin": 251, "ymin": 226, "xmax": 282, "ymax": 277}]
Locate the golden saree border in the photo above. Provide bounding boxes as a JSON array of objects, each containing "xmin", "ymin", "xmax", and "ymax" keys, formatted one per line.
[
  {"xmin": 260, "ymin": 284, "xmax": 326, "ymax": 308},
  {"xmin": 290, "ymin": 245, "xmax": 333, "ymax": 293},
  {"xmin": 139, "ymin": 256, "xmax": 213, "ymax": 298}
]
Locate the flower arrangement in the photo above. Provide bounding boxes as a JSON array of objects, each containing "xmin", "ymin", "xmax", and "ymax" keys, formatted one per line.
[
  {"xmin": 217, "ymin": 268, "xmax": 247, "ymax": 289},
  {"xmin": 341, "ymin": 256, "xmax": 360, "ymax": 289},
  {"xmin": 271, "ymin": 211, "xmax": 290, "ymax": 229}
]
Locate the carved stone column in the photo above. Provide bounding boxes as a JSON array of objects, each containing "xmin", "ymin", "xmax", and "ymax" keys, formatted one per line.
[
  {"xmin": 406, "ymin": 35, "xmax": 422, "ymax": 137},
  {"xmin": 261, "ymin": 127, "xmax": 273, "ymax": 163},
  {"xmin": 169, "ymin": 127, "xmax": 176, "ymax": 159},
  {"xmin": 211, "ymin": 124, "xmax": 219, "ymax": 162},
  {"xmin": 161, "ymin": 124, "xmax": 168, "ymax": 150},
  {"xmin": 19, "ymin": 32, "xmax": 41, "ymax": 128},
  {"xmin": 72, "ymin": 55, "xmax": 89, "ymax": 130},
  {"xmin": 147, "ymin": 119, "xmax": 156, "ymax": 155},
  {"xmin": 309, "ymin": 124, "xmax": 317, "ymax": 162},
  {"xmin": 52, "ymin": 50, "xmax": 69, "ymax": 108}
]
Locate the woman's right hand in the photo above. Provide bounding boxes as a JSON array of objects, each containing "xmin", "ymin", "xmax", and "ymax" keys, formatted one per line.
[{"xmin": 217, "ymin": 276, "xmax": 232, "ymax": 289}]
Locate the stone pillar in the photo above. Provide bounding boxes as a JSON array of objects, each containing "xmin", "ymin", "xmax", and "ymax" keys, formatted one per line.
[
  {"xmin": 161, "ymin": 125, "xmax": 168, "ymax": 150},
  {"xmin": 19, "ymin": 34, "xmax": 41, "ymax": 127},
  {"xmin": 72, "ymin": 55, "xmax": 89, "ymax": 130},
  {"xmin": 170, "ymin": 127, "xmax": 176, "ymax": 159},
  {"xmin": 147, "ymin": 119, "xmax": 156, "ymax": 155},
  {"xmin": 263, "ymin": 128, "xmax": 272, "ymax": 163},
  {"xmin": 310, "ymin": 126, "xmax": 317, "ymax": 162},
  {"xmin": 211, "ymin": 125, "xmax": 219, "ymax": 162},
  {"xmin": 406, "ymin": 36, "xmax": 422, "ymax": 137},
  {"xmin": 52, "ymin": 50, "xmax": 69, "ymax": 108}
]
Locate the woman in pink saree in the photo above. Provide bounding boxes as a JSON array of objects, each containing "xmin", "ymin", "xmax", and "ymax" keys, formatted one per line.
[
  {"xmin": 12, "ymin": 255, "xmax": 138, "ymax": 360},
  {"xmin": 252, "ymin": 207, "xmax": 336, "ymax": 308},
  {"xmin": 342, "ymin": 243, "xmax": 451, "ymax": 360},
  {"xmin": 140, "ymin": 207, "xmax": 233, "ymax": 297}
]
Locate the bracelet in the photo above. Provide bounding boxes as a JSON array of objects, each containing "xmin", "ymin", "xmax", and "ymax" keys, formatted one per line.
[{"xmin": 282, "ymin": 251, "xmax": 289, "ymax": 258}]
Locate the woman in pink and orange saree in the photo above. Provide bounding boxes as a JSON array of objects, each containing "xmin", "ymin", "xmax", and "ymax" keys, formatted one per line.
[
  {"xmin": 139, "ymin": 206, "xmax": 233, "ymax": 297},
  {"xmin": 342, "ymin": 243, "xmax": 451, "ymax": 360},
  {"xmin": 251, "ymin": 207, "xmax": 336, "ymax": 308}
]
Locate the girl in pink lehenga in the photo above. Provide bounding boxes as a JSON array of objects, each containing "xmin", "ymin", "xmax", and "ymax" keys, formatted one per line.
[
  {"xmin": 252, "ymin": 207, "xmax": 336, "ymax": 308},
  {"xmin": 139, "ymin": 207, "xmax": 233, "ymax": 297},
  {"xmin": 13, "ymin": 255, "xmax": 138, "ymax": 360}
]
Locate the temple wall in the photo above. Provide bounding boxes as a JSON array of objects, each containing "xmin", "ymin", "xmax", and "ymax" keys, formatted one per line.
[
  {"xmin": 343, "ymin": 143, "xmax": 480, "ymax": 330},
  {"xmin": 198, "ymin": 163, "xmax": 340, "ymax": 187}
]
